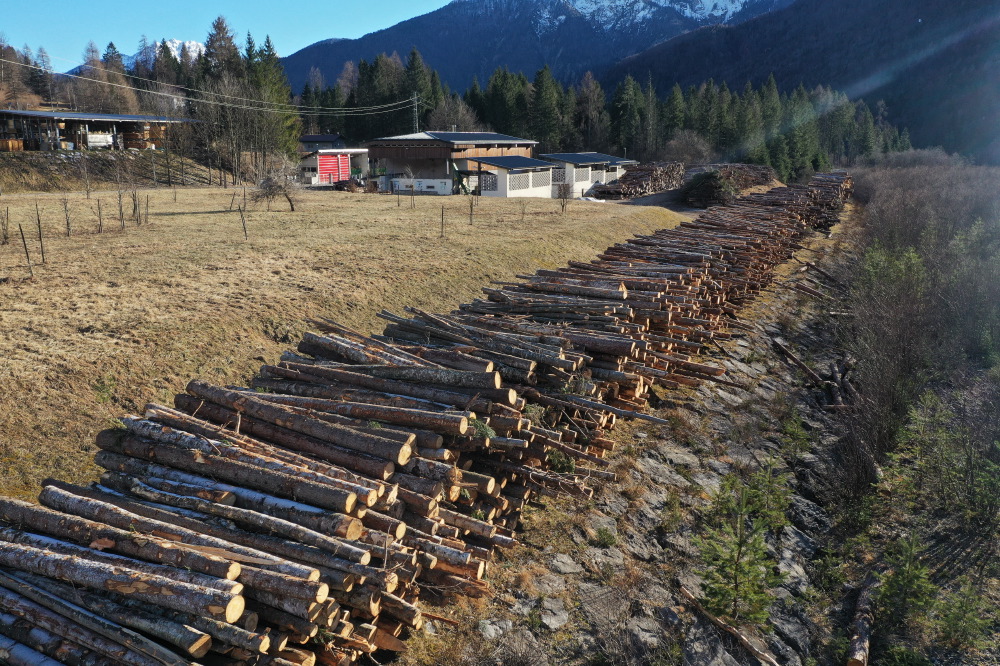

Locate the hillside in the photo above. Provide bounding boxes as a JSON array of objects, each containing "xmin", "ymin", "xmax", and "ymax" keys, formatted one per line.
[
  {"xmin": 280, "ymin": 0, "xmax": 794, "ymax": 91},
  {"xmin": 604, "ymin": 0, "xmax": 1000, "ymax": 163},
  {"xmin": 0, "ymin": 185, "xmax": 676, "ymax": 500}
]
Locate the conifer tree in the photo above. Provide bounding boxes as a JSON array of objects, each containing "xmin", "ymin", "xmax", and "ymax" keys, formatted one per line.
[
  {"xmin": 530, "ymin": 66, "xmax": 562, "ymax": 152},
  {"xmin": 695, "ymin": 470, "xmax": 788, "ymax": 626}
]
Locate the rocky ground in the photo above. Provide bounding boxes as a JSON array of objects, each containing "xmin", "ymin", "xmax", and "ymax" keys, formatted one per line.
[{"xmin": 404, "ymin": 209, "xmax": 860, "ymax": 666}]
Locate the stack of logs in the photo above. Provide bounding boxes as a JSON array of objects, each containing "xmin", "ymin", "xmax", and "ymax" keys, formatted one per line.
[
  {"xmin": 591, "ymin": 161, "xmax": 685, "ymax": 199},
  {"xmin": 0, "ymin": 172, "xmax": 853, "ymax": 666},
  {"xmin": 683, "ymin": 164, "xmax": 778, "ymax": 208}
]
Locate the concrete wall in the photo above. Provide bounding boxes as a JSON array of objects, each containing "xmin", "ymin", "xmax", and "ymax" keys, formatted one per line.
[{"xmin": 481, "ymin": 169, "xmax": 553, "ymax": 199}]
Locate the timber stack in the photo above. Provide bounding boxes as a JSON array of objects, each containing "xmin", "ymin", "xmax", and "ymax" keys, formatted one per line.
[
  {"xmin": 682, "ymin": 164, "xmax": 778, "ymax": 208},
  {"xmin": 591, "ymin": 161, "xmax": 685, "ymax": 199},
  {"xmin": 0, "ymin": 172, "xmax": 853, "ymax": 666}
]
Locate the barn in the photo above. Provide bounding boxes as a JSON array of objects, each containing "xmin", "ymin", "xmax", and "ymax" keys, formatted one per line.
[
  {"xmin": 298, "ymin": 149, "xmax": 369, "ymax": 185},
  {"xmin": 0, "ymin": 109, "xmax": 189, "ymax": 151},
  {"xmin": 365, "ymin": 131, "xmax": 537, "ymax": 195}
]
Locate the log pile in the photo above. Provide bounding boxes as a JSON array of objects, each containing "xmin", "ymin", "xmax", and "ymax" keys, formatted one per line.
[
  {"xmin": 0, "ymin": 173, "xmax": 853, "ymax": 665},
  {"xmin": 591, "ymin": 161, "xmax": 685, "ymax": 199},
  {"xmin": 682, "ymin": 164, "xmax": 778, "ymax": 208}
]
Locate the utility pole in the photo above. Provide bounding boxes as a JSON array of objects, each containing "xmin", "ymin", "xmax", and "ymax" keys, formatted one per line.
[{"xmin": 412, "ymin": 94, "xmax": 419, "ymax": 133}]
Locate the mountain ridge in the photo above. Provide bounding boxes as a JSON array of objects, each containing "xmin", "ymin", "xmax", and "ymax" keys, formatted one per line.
[
  {"xmin": 280, "ymin": 0, "xmax": 793, "ymax": 92},
  {"xmin": 604, "ymin": 0, "xmax": 1000, "ymax": 163}
]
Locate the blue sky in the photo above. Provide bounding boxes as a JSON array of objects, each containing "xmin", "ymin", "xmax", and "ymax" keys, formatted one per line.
[{"xmin": 1, "ymin": 0, "xmax": 452, "ymax": 67}]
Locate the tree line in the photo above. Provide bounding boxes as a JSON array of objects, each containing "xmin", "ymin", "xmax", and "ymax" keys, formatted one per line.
[
  {"xmin": 2, "ymin": 25, "xmax": 909, "ymax": 183},
  {"xmin": 299, "ymin": 51, "xmax": 909, "ymax": 181}
]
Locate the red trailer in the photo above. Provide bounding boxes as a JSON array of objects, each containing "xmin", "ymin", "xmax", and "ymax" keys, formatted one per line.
[{"xmin": 317, "ymin": 152, "xmax": 351, "ymax": 184}]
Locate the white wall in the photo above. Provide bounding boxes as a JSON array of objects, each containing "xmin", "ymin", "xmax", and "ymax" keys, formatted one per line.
[
  {"xmin": 481, "ymin": 170, "xmax": 553, "ymax": 198},
  {"xmin": 391, "ymin": 178, "xmax": 452, "ymax": 195}
]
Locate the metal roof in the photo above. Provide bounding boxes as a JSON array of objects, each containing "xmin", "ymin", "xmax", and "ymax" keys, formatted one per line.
[
  {"xmin": 300, "ymin": 134, "xmax": 344, "ymax": 143},
  {"xmin": 0, "ymin": 109, "xmax": 190, "ymax": 123},
  {"xmin": 369, "ymin": 131, "xmax": 536, "ymax": 145},
  {"xmin": 541, "ymin": 152, "xmax": 637, "ymax": 166},
  {"xmin": 426, "ymin": 131, "xmax": 535, "ymax": 145},
  {"xmin": 471, "ymin": 156, "xmax": 555, "ymax": 171},
  {"xmin": 582, "ymin": 152, "xmax": 639, "ymax": 166}
]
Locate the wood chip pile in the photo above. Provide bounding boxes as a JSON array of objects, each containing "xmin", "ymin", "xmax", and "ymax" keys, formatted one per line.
[
  {"xmin": 591, "ymin": 161, "xmax": 685, "ymax": 199},
  {"xmin": 0, "ymin": 173, "xmax": 853, "ymax": 666}
]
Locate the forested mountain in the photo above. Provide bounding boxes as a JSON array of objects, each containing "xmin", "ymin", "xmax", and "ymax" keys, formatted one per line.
[
  {"xmin": 280, "ymin": 0, "xmax": 794, "ymax": 92},
  {"xmin": 604, "ymin": 0, "xmax": 1000, "ymax": 163}
]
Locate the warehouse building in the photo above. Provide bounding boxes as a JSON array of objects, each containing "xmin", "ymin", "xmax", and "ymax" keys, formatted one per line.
[
  {"xmin": 466, "ymin": 156, "xmax": 556, "ymax": 199},
  {"xmin": 0, "ymin": 109, "xmax": 189, "ymax": 151},
  {"xmin": 365, "ymin": 131, "xmax": 537, "ymax": 195},
  {"xmin": 540, "ymin": 152, "xmax": 639, "ymax": 197}
]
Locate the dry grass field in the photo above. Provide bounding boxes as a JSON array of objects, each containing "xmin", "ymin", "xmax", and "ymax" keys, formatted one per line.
[{"xmin": 0, "ymin": 184, "xmax": 684, "ymax": 499}]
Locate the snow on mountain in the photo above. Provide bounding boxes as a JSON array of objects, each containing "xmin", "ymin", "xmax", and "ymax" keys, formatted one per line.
[{"xmin": 121, "ymin": 39, "xmax": 205, "ymax": 70}]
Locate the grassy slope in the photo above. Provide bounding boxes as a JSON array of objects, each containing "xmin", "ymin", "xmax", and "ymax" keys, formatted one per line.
[{"xmin": 0, "ymin": 185, "xmax": 684, "ymax": 498}]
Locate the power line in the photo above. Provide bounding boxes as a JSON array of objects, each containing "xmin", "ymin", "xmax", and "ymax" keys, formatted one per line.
[
  {"xmin": 31, "ymin": 50, "xmax": 392, "ymax": 114},
  {"xmin": 0, "ymin": 56, "xmax": 414, "ymax": 118}
]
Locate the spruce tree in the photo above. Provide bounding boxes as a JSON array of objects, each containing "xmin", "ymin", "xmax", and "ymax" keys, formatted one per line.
[
  {"xmin": 530, "ymin": 66, "xmax": 562, "ymax": 152},
  {"xmin": 695, "ymin": 470, "xmax": 788, "ymax": 626}
]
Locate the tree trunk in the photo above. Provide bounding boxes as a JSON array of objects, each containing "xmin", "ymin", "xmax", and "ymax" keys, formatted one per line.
[
  {"xmin": 185, "ymin": 381, "xmax": 412, "ymax": 465},
  {"xmin": 0, "ymin": 496, "xmax": 240, "ymax": 581},
  {"xmin": 0, "ymin": 546, "xmax": 245, "ymax": 623},
  {"xmin": 93, "ymin": 452, "xmax": 363, "ymax": 539},
  {"xmin": 13, "ymin": 573, "xmax": 213, "ymax": 658},
  {"xmin": 38, "ymin": 483, "xmax": 317, "ymax": 582},
  {"xmin": 96, "ymin": 429, "xmax": 358, "ymax": 515},
  {"xmin": 172, "ymin": 394, "xmax": 395, "ymax": 480}
]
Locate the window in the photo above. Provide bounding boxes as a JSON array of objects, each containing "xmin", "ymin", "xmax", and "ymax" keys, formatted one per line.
[
  {"xmin": 532, "ymin": 171, "xmax": 551, "ymax": 187},
  {"xmin": 575, "ymin": 167, "xmax": 591, "ymax": 182},
  {"xmin": 481, "ymin": 173, "xmax": 498, "ymax": 191},
  {"xmin": 552, "ymin": 168, "xmax": 566, "ymax": 183}
]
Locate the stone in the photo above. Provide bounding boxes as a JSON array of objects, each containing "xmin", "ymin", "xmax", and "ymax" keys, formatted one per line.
[
  {"xmin": 597, "ymin": 492, "xmax": 629, "ymax": 517},
  {"xmin": 478, "ymin": 618, "xmax": 513, "ymax": 640},
  {"xmin": 684, "ymin": 617, "xmax": 742, "ymax": 666},
  {"xmin": 636, "ymin": 456, "xmax": 691, "ymax": 488},
  {"xmin": 498, "ymin": 628, "xmax": 548, "ymax": 666},
  {"xmin": 585, "ymin": 546, "xmax": 625, "ymax": 571},
  {"xmin": 770, "ymin": 609, "xmax": 812, "ymax": 657},
  {"xmin": 654, "ymin": 443, "xmax": 700, "ymax": 468},
  {"xmin": 790, "ymin": 495, "xmax": 831, "ymax": 534},
  {"xmin": 551, "ymin": 553, "xmax": 583, "ymax": 575},
  {"xmin": 782, "ymin": 525, "xmax": 819, "ymax": 559},
  {"xmin": 540, "ymin": 597, "xmax": 569, "ymax": 631},
  {"xmin": 534, "ymin": 573, "xmax": 565, "ymax": 596},
  {"xmin": 588, "ymin": 513, "xmax": 618, "ymax": 537},
  {"xmin": 690, "ymin": 471, "xmax": 722, "ymax": 494},
  {"xmin": 626, "ymin": 616, "xmax": 663, "ymax": 650}
]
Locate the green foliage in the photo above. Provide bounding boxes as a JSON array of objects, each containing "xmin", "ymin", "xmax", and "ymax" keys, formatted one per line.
[
  {"xmin": 593, "ymin": 527, "xmax": 617, "ymax": 548},
  {"xmin": 547, "ymin": 449, "xmax": 576, "ymax": 474},
  {"xmin": 779, "ymin": 410, "xmax": 811, "ymax": 455},
  {"xmin": 933, "ymin": 577, "xmax": 995, "ymax": 648},
  {"xmin": 93, "ymin": 375, "xmax": 117, "ymax": 404},
  {"xmin": 695, "ymin": 470, "xmax": 790, "ymax": 625},
  {"xmin": 876, "ymin": 532, "xmax": 937, "ymax": 630},
  {"xmin": 878, "ymin": 647, "xmax": 933, "ymax": 666},
  {"xmin": 469, "ymin": 418, "xmax": 496, "ymax": 439}
]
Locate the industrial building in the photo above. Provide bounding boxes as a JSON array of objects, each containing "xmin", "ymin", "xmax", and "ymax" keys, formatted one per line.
[
  {"xmin": 541, "ymin": 152, "xmax": 639, "ymax": 198},
  {"xmin": 365, "ymin": 131, "xmax": 537, "ymax": 195},
  {"xmin": 0, "ymin": 109, "xmax": 189, "ymax": 151}
]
